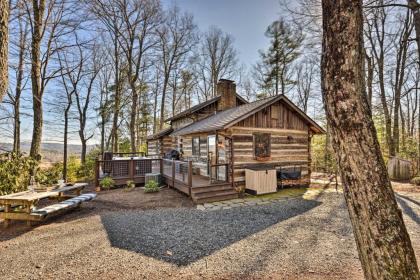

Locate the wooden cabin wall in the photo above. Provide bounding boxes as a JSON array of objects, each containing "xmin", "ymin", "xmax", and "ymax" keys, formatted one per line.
[
  {"xmin": 229, "ymin": 126, "xmax": 310, "ymax": 189},
  {"xmin": 147, "ymin": 140, "xmax": 159, "ymax": 155},
  {"xmin": 161, "ymin": 136, "xmax": 176, "ymax": 154},
  {"xmin": 235, "ymin": 100, "xmax": 307, "ymax": 130}
]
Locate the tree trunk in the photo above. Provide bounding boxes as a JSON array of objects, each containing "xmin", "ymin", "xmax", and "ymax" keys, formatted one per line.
[
  {"xmin": 365, "ymin": 51, "xmax": 373, "ymax": 114},
  {"xmin": 409, "ymin": 0, "xmax": 420, "ymax": 60},
  {"xmin": 321, "ymin": 1, "xmax": 420, "ymax": 279},
  {"xmin": 111, "ymin": 28, "xmax": 121, "ymax": 153},
  {"xmin": 130, "ymin": 82, "xmax": 138, "ymax": 153},
  {"xmin": 159, "ymin": 73, "xmax": 170, "ymax": 130},
  {"xmin": 0, "ymin": 0, "xmax": 8, "ymax": 102},
  {"xmin": 63, "ymin": 105, "xmax": 70, "ymax": 181},
  {"xmin": 29, "ymin": 0, "xmax": 46, "ymax": 159}
]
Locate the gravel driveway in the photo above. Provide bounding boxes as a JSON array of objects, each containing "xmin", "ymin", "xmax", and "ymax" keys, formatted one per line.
[
  {"xmin": 0, "ymin": 188, "xmax": 419, "ymax": 280},
  {"xmin": 101, "ymin": 198, "xmax": 321, "ymax": 266}
]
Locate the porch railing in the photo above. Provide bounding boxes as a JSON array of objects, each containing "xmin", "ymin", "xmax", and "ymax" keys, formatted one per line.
[
  {"xmin": 95, "ymin": 158, "xmax": 161, "ymax": 187},
  {"xmin": 162, "ymin": 159, "xmax": 193, "ymax": 196},
  {"xmin": 209, "ymin": 163, "xmax": 230, "ymax": 183}
]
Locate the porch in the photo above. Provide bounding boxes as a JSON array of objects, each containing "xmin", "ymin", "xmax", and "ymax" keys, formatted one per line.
[{"xmin": 95, "ymin": 156, "xmax": 238, "ymax": 203}]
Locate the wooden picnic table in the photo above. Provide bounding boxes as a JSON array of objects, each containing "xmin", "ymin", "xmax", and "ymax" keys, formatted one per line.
[{"xmin": 0, "ymin": 183, "xmax": 88, "ymax": 227}]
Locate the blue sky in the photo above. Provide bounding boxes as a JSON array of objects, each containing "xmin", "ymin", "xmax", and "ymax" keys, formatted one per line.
[{"xmin": 169, "ymin": 0, "xmax": 282, "ymax": 67}]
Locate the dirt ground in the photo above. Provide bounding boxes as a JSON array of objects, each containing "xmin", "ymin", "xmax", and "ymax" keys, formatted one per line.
[{"xmin": 0, "ymin": 184, "xmax": 419, "ymax": 280}]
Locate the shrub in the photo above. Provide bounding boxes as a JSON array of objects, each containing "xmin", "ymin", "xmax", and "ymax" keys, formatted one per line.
[
  {"xmin": 36, "ymin": 162, "xmax": 63, "ymax": 185},
  {"xmin": 0, "ymin": 153, "xmax": 37, "ymax": 195},
  {"xmin": 144, "ymin": 179, "xmax": 160, "ymax": 193},
  {"xmin": 410, "ymin": 176, "xmax": 420, "ymax": 186},
  {"xmin": 125, "ymin": 180, "xmax": 136, "ymax": 191},
  {"xmin": 100, "ymin": 176, "xmax": 114, "ymax": 190},
  {"xmin": 79, "ymin": 148, "xmax": 102, "ymax": 180}
]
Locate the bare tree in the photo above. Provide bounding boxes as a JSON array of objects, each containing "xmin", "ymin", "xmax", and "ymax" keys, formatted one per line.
[
  {"xmin": 90, "ymin": 0, "xmax": 124, "ymax": 152},
  {"xmin": 157, "ymin": 5, "xmax": 197, "ymax": 129},
  {"xmin": 26, "ymin": 0, "xmax": 80, "ymax": 158},
  {"xmin": 296, "ymin": 58, "xmax": 317, "ymax": 113},
  {"xmin": 0, "ymin": 0, "xmax": 9, "ymax": 102},
  {"xmin": 195, "ymin": 26, "xmax": 237, "ymax": 98},
  {"xmin": 7, "ymin": 2, "xmax": 29, "ymax": 154},
  {"xmin": 57, "ymin": 42, "xmax": 82, "ymax": 180},
  {"xmin": 75, "ymin": 46, "xmax": 100, "ymax": 164},
  {"xmin": 116, "ymin": 0, "xmax": 160, "ymax": 152},
  {"xmin": 322, "ymin": 0, "xmax": 420, "ymax": 278}
]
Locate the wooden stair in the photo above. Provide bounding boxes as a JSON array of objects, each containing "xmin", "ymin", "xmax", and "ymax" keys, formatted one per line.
[{"xmin": 191, "ymin": 183, "xmax": 238, "ymax": 204}]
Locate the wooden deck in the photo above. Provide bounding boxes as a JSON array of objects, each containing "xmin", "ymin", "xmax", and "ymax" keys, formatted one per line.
[{"xmin": 95, "ymin": 157, "xmax": 238, "ymax": 203}]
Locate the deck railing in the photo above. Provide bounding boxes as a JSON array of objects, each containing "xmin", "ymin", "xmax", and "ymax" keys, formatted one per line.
[
  {"xmin": 209, "ymin": 163, "xmax": 230, "ymax": 183},
  {"xmin": 95, "ymin": 158, "xmax": 161, "ymax": 187},
  {"xmin": 162, "ymin": 159, "xmax": 193, "ymax": 196}
]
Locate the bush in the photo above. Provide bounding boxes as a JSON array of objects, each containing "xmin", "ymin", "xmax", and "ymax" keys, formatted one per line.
[
  {"xmin": 36, "ymin": 162, "xmax": 63, "ymax": 185},
  {"xmin": 410, "ymin": 176, "xmax": 420, "ymax": 186},
  {"xmin": 144, "ymin": 179, "xmax": 160, "ymax": 193},
  {"xmin": 125, "ymin": 180, "xmax": 136, "ymax": 191},
  {"xmin": 100, "ymin": 176, "xmax": 114, "ymax": 190},
  {"xmin": 0, "ymin": 153, "xmax": 37, "ymax": 195},
  {"xmin": 79, "ymin": 148, "xmax": 102, "ymax": 180}
]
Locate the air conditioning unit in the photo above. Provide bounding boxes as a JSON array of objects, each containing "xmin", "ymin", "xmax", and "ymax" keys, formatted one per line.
[{"xmin": 145, "ymin": 173, "xmax": 161, "ymax": 186}]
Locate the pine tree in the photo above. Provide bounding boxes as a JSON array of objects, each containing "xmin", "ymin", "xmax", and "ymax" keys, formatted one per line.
[{"xmin": 256, "ymin": 19, "xmax": 303, "ymax": 95}]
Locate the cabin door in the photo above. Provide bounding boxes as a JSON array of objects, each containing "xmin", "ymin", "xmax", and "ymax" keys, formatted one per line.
[{"xmin": 207, "ymin": 135, "xmax": 217, "ymax": 179}]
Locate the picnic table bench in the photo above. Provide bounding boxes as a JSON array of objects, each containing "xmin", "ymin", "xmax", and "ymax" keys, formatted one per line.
[{"xmin": 0, "ymin": 183, "xmax": 96, "ymax": 227}]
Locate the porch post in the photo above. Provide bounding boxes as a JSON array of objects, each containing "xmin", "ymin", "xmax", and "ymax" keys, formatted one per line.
[
  {"xmin": 172, "ymin": 159, "xmax": 175, "ymax": 188},
  {"xmin": 188, "ymin": 160, "xmax": 192, "ymax": 196},
  {"xmin": 95, "ymin": 158, "xmax": 100, "ymax": 189}
]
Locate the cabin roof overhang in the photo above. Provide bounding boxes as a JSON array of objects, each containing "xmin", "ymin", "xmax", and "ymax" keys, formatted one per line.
[{"xmin": 170, "ymin": 95, "xmax": 325, "ymax": 137}]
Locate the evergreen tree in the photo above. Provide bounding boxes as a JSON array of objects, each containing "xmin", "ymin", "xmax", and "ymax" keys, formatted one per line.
[{"xmin": 256, "ymin": 19, "xmax": 303, "ymax": 95}]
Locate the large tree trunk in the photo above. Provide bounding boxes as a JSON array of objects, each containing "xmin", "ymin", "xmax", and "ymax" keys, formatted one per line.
[
  {"xmin": 321, "ymin": 1, "xmax": 420, "ymax": 279},
  {"xmin": 0, "ymin": 0, "xmax": 8, "ymax": 102},
  {"xmin": 63, "ymin": 105, "xmax": 70, "ymax": 181},
  {"xmin": 110, "ymin": 28, "xmax": 121, "ymax": 153},
  {"xmin": 130, "ymin": 83, "xmax": 138, "ymax": 153},
  {"xmin": 409, "ymin": 0, "xmax": 420, "ymax": 59},
  {"xmin": 29, "ymin": 0, "xmax": 46, "ymax": 158},
  {"xmin": 159, "ymin": 73, "xmax": 170, "ymax": 130}
]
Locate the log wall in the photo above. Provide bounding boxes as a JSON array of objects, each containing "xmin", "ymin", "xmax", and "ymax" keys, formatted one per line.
[
  {"xmin": 229, "ymin": 127, "xmax": 310, "ymax": 188},
  {"xmin": 147, "ymin": 136, "xmax": 176, "ymax": 156}
]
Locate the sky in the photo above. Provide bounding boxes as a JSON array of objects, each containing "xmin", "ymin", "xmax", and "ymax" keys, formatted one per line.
[
  {"xmin": 168, "ymin": 0, "xmax": 282, "ymax": 67},
  {"xmin": 1, "ymin": 0, "xmax": 284, "ymax": 146}
]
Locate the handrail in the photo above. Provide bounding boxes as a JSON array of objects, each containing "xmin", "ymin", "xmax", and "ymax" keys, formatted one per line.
[{"xmin": 209, "ymin": 163, "xmax": 229, "ymax": 183}]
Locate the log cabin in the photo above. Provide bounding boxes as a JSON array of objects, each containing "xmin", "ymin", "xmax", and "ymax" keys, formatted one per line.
[{"xmin": 145, "ymin": 79, "xmax": 325, "ymax": 203}]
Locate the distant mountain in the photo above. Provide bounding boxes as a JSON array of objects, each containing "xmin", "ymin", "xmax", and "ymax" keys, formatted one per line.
[{"xmin": 0, "ymin": 142, "xmax": 97, "ymax": 164}]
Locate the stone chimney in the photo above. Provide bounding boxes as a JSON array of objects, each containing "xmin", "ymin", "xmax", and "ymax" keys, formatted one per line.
[{"xmin": 217, "ymin": 79, "xmax": 236, "ymax": 111}]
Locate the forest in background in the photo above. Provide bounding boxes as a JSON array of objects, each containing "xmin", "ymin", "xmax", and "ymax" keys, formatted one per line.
[{"xmin": 1, "ymin": 0, "xmax": 420, "ymax": 188}]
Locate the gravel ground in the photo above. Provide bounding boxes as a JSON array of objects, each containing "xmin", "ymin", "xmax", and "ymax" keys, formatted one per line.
[{"xmin": 0, "ymin": 188, "xmax": 419, "ymax": 280}]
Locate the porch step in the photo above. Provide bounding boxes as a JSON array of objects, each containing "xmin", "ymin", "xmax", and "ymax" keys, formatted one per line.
[
  {"xmin": 191, "ymin": 184, "xmax": 234, "ymax": 194},
  {"xmin": 193, "ymin": 192, "xmax": 239, "ymax": 204}
]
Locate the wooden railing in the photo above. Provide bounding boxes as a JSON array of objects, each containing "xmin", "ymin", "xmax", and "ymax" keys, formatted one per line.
[
  {"xmin": 107, "ymin": 152, "xmax": 146, "ymax": 158},
  {"xmin": 209, "ymin": 163, "xmax": 230, "ymax": 183},
  {"xmin": 95, "ymin": 158, "xmax": 161, "ymax": 187},
  {"xmin": 162, "ymin": 159, "xmax": 193, "ymax": 196}
]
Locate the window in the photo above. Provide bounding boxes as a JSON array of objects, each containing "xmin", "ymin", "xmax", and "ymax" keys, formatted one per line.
[
  {"xmin": 192, "ymin": 137, "xmax": 200, "ymax": 156},
  {"xmin": 253, "ymin": 133, "xmax": 271, "ymax": 161}
]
